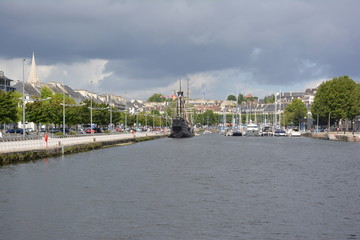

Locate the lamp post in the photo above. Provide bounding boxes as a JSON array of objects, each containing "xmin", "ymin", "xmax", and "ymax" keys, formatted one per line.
[
  {"xmin": 60, "ymin": 102, "xmax": 85, "ymax": 135},
  {"xmin": 88, "ymin": 106, "xmax": 110, "ymax": 133},
  {"xmin": 63, "ymin": 82, "xmax": 65, "ymax": 135},
  {"xmin": 316, "ymin": 113, "xmax": 319, "ymax": 132},
  {"xmin": 124, "ymin": 111, "xmax": 127, "ymax": 130},
  {"xmin": 90, "ymin": 80, "xmax": 93, "ymax": 134},
  {"xmin": 22, "ymin": 58, "xmax": 26, "ymax": 138},
  {"xmin": 153, "ymin": 114, "xmax": 155, "ymax": 129},
  {"xmin": 136, "ymin": 112, "xmax": 139, "ymax": 128},
  {"xmin": 109, "ymin": 108, "xmax": 112, "ymax": 131}
]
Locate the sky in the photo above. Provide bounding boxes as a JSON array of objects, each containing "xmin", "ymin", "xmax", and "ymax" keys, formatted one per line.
[{"xmin": 1, "ymin": 0, "xmax": 359, "ymax": 100}]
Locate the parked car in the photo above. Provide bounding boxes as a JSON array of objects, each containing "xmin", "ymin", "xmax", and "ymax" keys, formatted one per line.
[
  {"xmin": 6, "ymin": 128, "xmax": 29, "ymax": 134},
  {"xmin": 85, "ymin": 129, "xmax": 96, "ymax": 133},
  {"xmin": 49, "ymin": 128, "xmax": 61, "ymax": 134},
  {"xmin": 5, "ymin": 129, "xmax": 16, "ymax": 133},
  {"xmin": 93, "ymin": 127, "xmax": 102, "ymax": 133},
  {"xmin": 274, "ymin": 129, "xmax": 287, "ymax": 136},
  {"xmin": 26, "ymin": 128, "xmax": 34, "ymax": 133}
]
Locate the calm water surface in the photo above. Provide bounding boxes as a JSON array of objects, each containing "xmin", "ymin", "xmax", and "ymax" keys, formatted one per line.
[{"xmin": 1, "ymin": 135, "xmax": 360, "ymax": 240}]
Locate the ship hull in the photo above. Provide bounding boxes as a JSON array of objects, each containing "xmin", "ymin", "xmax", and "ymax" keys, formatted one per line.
[{"xmin": 169, "ymin": 117, "xmax": 194, "ymax": 138}]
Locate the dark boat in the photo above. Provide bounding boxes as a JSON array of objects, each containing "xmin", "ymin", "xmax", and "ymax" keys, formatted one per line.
[
  {"xmin": 169, "ymin": 116, "xmax": 194, "ymax": 138},
  {"xmin": 169, "ymin": 79, "xmax": 194, "ymax": 138},
  {"xmin": 232, "ymin": 130, "xmax": 242, "ymax": 136}
]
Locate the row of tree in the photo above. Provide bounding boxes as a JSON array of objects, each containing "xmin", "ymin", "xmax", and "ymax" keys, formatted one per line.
[
  {"xmin": 1, "ymin": 76, "xmax": 359, "ymax": 130},
  {"xmin": 226, "ymin": 93, "xmax": 275, "ymax": 104},
  {"xmin": 282, "ymin": 76, "xmax": 360, "ymax": 127},
  {"xmin": 0, "ymin": 87, "xmax": 167, "ymax": 131}
]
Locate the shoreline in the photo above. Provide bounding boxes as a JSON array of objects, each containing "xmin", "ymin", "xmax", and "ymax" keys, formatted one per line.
[
  {"xmin": 302, "ymin": 132, "xmax": 360, "ymax": 142},
  {"xmin": 0, "ymin": 133, "xmax": 167, "ymax": 166}
]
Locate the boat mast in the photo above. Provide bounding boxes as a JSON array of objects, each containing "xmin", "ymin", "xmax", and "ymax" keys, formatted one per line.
[
  {"xmin": 279, "ymin": 89, "xmax": 282, "ymax": 129},
  {"xmin": 185, "ymin": 78, "xmax": 190, "ymax": 122},
  {"xmin": 177, "ymin": 78, "xmax": 185, "ymax": 118},
  {"xmin": 175, "ymin": 88, "xmax": 179, "ymax": 117},
  {"xmin": 179, "ymin": 79, "xmax": 182, "ymax": 117}
]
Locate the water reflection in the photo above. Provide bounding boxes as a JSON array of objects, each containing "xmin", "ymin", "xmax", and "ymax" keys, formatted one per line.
[{"xmin": 0, "ymin": 135, "xmax": 360, "ymax": 240}]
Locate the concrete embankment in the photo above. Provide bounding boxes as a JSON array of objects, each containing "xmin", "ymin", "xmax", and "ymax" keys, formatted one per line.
[
  {"xmin": 302, "ymin": 132, "xmax": 360, "ymax": 142},
  {"xmin": 0, "ymin": 134, "xmax": 166, "ymax": 166}
]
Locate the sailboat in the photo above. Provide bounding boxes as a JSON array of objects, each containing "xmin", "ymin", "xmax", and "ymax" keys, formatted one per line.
[{"xmin": 169, "ymin": 79, "xmax": 195, "ymax": 138}]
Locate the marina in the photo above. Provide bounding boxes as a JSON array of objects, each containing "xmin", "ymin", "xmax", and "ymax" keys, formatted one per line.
[
  {"xmin": 1, "ymin": 134, "xmax": 359, "ymax": 240},
  {"xmin": 1, "ymin": 2, "xmax": 360, "ymax": 239}
]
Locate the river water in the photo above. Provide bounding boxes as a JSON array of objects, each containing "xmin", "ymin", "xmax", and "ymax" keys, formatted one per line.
[{"xmin": 1, "ymin": 134, "xmax": 360, "ymax": 240}]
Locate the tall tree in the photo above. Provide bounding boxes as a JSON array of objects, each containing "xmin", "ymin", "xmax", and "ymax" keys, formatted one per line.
[
  {"xmin": 227, "ymin": 94, "xmax": 236, "ymax": 101},
  {"xmin": 267, "ymin": 94, "xmax": 275, "ymax": 103},
  {"xmin": 237, "ymin": 94, "xmax": 244, "ymax": 104},
  {"xmin": 147, "ymin": 93, "xmax": 165, "ymax": 102},
  {"xmin": 40, "ymin": 86, "xmax": 53, "ymax": 99},
  {"xmin": 311, "ymin": 76, "xmax": 360, "ymax": 123},
  {"xmin": 0, "ymin": 90, "xmax": 21, "ymax": 124},
  {"xmin": 284, "ymin": 98, "xmax": 308, "ymax": 126}
]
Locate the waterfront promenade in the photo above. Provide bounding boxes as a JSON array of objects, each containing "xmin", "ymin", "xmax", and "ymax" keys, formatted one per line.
[
  {"xmin": 302, "ymin": 131, "xmax": 360, "ymax": 142},
  {"xmin": 0, "ymin": 131, "xmax": 167, "ymax": 154}
]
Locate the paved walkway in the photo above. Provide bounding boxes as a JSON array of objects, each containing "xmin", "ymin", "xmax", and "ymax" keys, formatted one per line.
[{"xmin": 0, "ymin": 132, "xmax": 167, "ymax": 153}]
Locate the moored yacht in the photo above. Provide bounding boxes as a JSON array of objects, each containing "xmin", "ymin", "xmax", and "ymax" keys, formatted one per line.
[
  {"xmin": 261, "ymin": 126, "xmax": 273, "ymax": 136},
  {"xmin": 245, "ymin": 123, "xmax": 260, "ymax": 136},
  {"xmin": 288, "ymin": 128, "xmax": 301, "ymax": 137}
]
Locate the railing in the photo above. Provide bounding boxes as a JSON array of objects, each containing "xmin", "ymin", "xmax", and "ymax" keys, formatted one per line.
[{"xmin": 0, "ymin": 131, "xmax": 167, "ymax": 153}]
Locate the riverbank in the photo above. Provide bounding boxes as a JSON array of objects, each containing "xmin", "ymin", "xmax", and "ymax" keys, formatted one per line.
[
  {"xmin": 0, "ymin": 133, "xmax": 167, "ymax": 166},
  {"xmin": 302, "ymin": 132, "xmax": 360, "ymax": 142}
]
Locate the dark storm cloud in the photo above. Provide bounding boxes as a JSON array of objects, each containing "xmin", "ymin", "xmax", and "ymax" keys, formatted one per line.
[{"xmin": 1, "ymin": 0, "xmax": 359, "ymax": 98}]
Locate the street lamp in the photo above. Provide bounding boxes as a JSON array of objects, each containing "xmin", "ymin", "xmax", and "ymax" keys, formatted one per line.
[
  {"xmin": 137, "ymin": 113, "xmax": 148, "ymax": 129},
  {"xmin": 60, "ymin": 102, "xmax": 85, "ymax": 135},
  {"xmin": 22, "ymin": 58, "xmax": 25, "ymax": 138},
  {"xmin": 88, "ymin": 106, "xmax": 110, "ymax": 134},
  {"xmin": 316, "ymin": 113, "xmax": 319, "ymax": 133},
  {"xmin": 153, "ymin": 114, "xmax": 155, "ymax": 129},
  {"xmin": 90, "ymin": 80, "xmax": 93, "ymax": 134},
  {"xmin": 136, "ymin": 112, "xmax": 139, "ymax": 128},
  {"xmin": 109, "ymin": 108, "xmax": 113, "ymax": 131}
]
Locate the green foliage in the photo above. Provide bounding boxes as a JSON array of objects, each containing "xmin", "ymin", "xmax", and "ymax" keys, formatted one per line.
[
  {"xmin": 285, "ymin": 98, "xmax": 308, "ymax": 126},
  {"xmin": 150, "ymin": 110, "xmax": 160, "ymax": 115},
  {"xmin": 311, "ymin": 76, "xmax": 360, "ymax": 122},
  {"xmin": 147, "ymin": 93, "xmax": 165, "ymax": 102},
  {"xmin": 264, "ymin": 94, "xmax": 275, "ymax": 103},
  {"xmin": 0, "ymin": 90, "xmax": 21, "ymax": 124},
  {"xmin": 237, "ymin": 94, "xmax": 244, "ymax": 104},
  {"xmin": 40, "ymin": 86, "xmax": 53, "ymax": 99},
  {"xmin": 263, "ymin": 95, "xmax": 275, "ymax": 104},
  {"xmin": 194, "ymin": 110, "xmax": 223, "ymax": 126},
  {"xmin": 227, "ymin": 94, "xmax": 237, "ymax": 101}
]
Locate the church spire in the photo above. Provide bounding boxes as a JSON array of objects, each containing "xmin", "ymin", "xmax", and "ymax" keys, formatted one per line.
[{"xmin": 27, "ymin": 52, "xmax": 40, "ymax": 85}]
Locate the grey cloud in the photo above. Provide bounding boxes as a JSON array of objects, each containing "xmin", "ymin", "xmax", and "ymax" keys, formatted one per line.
[{"xmin": 1, "ymin": 0, "xmax": 359, "ymax": 99}]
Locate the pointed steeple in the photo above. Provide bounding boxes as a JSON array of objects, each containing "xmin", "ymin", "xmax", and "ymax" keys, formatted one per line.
[{"xmin": 27, "ymin": 52, "xmax": 40, "ymax": 85}]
